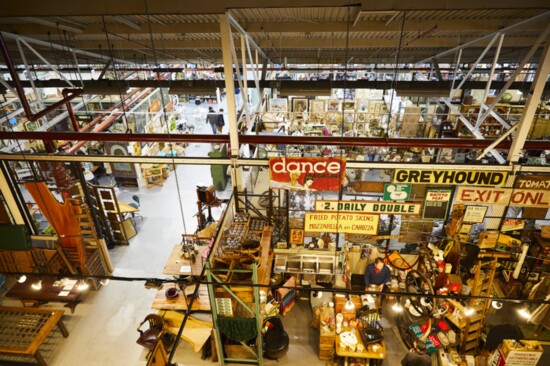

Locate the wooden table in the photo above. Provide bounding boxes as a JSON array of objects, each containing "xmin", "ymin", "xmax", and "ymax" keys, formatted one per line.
[
  {"xmin": 151, "ymin": 283, "xmax": 211, "ymax": 312},
  {"xmin": 5, "ymin": 277, "xmax": 82, "ymax": 313},
  {"xmin": 335, "ymin": 333, "xmax": 385, "ymax": 366},
  {"xmin": 0, "ymin": 306, "xmax": 69, "ymax": 366},
  {"xmin": 116, "ymin": 201, "xmax": 139, "ymax": 215},
  {"xmin": 163, "ymin": 245, "xmax": 207, "ymax": 277}
]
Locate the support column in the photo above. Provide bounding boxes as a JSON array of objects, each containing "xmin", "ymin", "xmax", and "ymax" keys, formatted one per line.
[
  {"xmin": 507, "ymin": 43, "xmax": 550, "ymax": 163},
  {"xmin": 219, "ymin": 14, "xmax": 242, "ymax": 190},
  {"xmin": 0, "ymin": 165, "xmax": 25, "ymax": 225}
]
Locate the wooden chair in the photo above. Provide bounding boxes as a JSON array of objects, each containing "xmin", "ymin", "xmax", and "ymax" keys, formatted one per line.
[{"xmin": 136, "ymin": 314, "xmax": 166, "ymax": 359}]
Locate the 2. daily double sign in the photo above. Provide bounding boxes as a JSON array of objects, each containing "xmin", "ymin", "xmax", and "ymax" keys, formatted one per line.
[{"xmin": 315, "ymin": 200, "xmax": 421, "ymax": 215}]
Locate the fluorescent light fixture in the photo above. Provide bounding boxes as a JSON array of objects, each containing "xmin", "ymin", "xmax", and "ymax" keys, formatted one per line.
[
  {"xmin": 464, "ymin": 307, "xmax": 475, "ymax": 316},
  {"xmin": 17, "ymin": 275, "xmax": 27, "ymax": 283},
  {"xmin": 31, "ymin": 280, "xmax": 42, "ymax": 290}
]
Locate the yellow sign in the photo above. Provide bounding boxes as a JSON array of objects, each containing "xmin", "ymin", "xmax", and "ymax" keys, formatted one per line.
[
  {"xmin": 304, "ymin": 212, "xmax": 379, "ymax": 235},
  {"xmin": 455, "ymin": 187, "xmax": 550, "ymax": 207},
  {"xmin": 315, "ymin": 200, "xmax": 421, "ymax": 215},
  {"xmin": 393, "ymin": 169, "xmax": 508, "ymax": 186}
]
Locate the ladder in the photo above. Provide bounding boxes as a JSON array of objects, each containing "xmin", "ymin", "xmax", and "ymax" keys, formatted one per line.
[
  {"xmin": 461, "ymin": 252, "xmax": 509, "ymax": 353},
  {"xmin": 206, "ymin": 261, "xmax": 263, "ymax": 366}
]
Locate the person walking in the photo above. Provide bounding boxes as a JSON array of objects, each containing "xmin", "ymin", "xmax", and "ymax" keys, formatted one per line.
[
  {"xmin": 206, "ymin": 106, "xmax": 219, "ymax": 134},
  {"xmin": 401, "ymin": 341, "xmax": 431, "ymax": 366},
  {"xmin": 216, "ymin": 108, "xmax": 225, "ymax": 133}
]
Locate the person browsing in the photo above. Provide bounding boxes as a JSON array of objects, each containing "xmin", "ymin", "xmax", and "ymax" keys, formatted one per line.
[
  {"xmin": 364, "ymin": 257, "xmax": 391, "ymax": 291},
  {"xmin": 401, "ymin": 340, "xmax": 431, "ymax": 366}
]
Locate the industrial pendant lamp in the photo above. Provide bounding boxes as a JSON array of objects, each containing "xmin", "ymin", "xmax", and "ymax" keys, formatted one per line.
[{"xmin": 31, "ymin": 280, "xmax": 42, "ymax": 290}]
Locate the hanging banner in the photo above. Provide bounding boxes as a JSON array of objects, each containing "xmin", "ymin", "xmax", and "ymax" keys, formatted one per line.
[
  {"xmin": 269, "ymin": 157, "xmax": 346, "ymax": 191},
  {"xmin": 514, "ymin": 175, "xmax": 550, "ymax": 190},
  {"xmin": 384, "ymin": 183, "xmax": 411, "ymax": 201},
  {"xmin": 422, "ymin": 188, "xmax": 453, "ymax": 220},
  {"xmin": 304, "ymin": 212, "xmax": 379, "ymax": 235},
  {"xmin": 455, "ymin": 187, "xmax": 550, "ymax": 207},
  {"xmin": 393, "ymin": 169, "xmax": 508, "ymax": 186},
  {"xmin": 315, "ymin": 200, "xmax": 421, "ymax": 215}
]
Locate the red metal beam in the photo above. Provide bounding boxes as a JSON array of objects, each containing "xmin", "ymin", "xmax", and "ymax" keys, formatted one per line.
[
  {"xmin": 1, "ymin": 131, "xmax": 549, "ymax": 151},
  {"xmin": 0, "ymin": 33, "xmax": 83, "ymax": 122}
]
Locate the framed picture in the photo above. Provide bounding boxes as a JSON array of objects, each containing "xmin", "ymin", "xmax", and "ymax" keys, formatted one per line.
[
  {"xmin": 344, "ymin": 111, "xmax": 355, "ymax": 123},
  {"xmin": 356, "ymin": 112, "xmax": 367, "ymax": 122},
  {"xmin": 343, "ymin": 100, "xmax": 355, "ymax": 111},
  {"xmin": 270, "ymin": 98, "xmax": 288, "ymax": 112},
  {"xmin": 310, "ymin": 100, "xmax": 325, "ymax": 113},
  {"xmin": 327, "ymin": 99, "xmax": 340, "ymax": 111},
  {"xmin": 355, "ymin": 122, "xmax": 366, "ymax": 131},
  {"xmin": 463, "ymin": 206, "xmax": 488, "ymax": 223},
  {"xmin": 24, "ymin": 120, "xmax": 40, "ymax": 131},
  {"xmin": 290, "ymin": 229, "xmax": 304, "ymax": 245},
  {"xmin": 292, "ymin": 98, "xmax": 308, "ymax": 113}
]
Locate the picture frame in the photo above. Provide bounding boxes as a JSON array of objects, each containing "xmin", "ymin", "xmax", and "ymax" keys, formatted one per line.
[
  {"xmin": 310, "ymin": 100, "xmax": 325, "ymax": 113},
  {"xmin": 24, "ymin": 120, "xmax": 41, "ymax": 132},
  {"xmin": 344, "ymin": 111, "xmax": 355, "ymax": 123},
  {"xmin": 327, "ymin": 99, "xmax": 340, "ymax": 111},
  {"xmin": 343, "ymin": 100, "xmax": 355, "ymax": 111},
  {"xmin": 356, "ymin": 112, "xmax": 367, "ymax": 123},
  {"xmin": 270, "ymin": 98, "xmax": 288, "ymax": 112},
  {"xmin": 292, "ymin": 98, "xmax": 308, "ymax": 113}
]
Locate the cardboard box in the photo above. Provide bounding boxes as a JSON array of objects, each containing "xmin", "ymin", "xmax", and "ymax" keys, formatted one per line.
[{"xmin": 500, "ymin": 340, "xmax": 543, "ymax": 366}]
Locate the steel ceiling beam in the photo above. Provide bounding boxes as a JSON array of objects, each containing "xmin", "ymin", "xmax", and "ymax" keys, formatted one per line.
[
  {"xmin": 1, "ymin": 131, "xmax": 549, "ymax": 151},
  {"xmin": 416, "ymin": 10, "xmax": 550, "ymax": 64},
  {"xmin": 2, "ymin": 1, "xmax": 548, "ymax": 17},
  {"xmin": 0, "ymin": 31, "xmax": 133, "ymax": 64},
  {"xmin": 6, "ymin": 79, "xmax": 547, "ymax": 93},
  {"xmin": 63, "ymin": 36, "xmax": 540, "ymax": 50},
  {"xmin": 1, "ymin": 19, "xmax": 542, "ymax": 38}
]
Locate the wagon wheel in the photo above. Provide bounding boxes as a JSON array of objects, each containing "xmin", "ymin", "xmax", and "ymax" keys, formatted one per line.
[
  {"xmin": 404, "ymin": 269, "xmax": 434, "ymax": 319},
  {"xmin": 258, "ymin": 190, "xmax": 277, "ymax": 209}
]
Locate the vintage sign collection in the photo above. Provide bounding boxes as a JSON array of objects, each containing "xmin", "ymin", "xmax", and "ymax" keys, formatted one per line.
[{"xmin": 268, "ymin": 161, "xmax": 547, "ymax": 236}]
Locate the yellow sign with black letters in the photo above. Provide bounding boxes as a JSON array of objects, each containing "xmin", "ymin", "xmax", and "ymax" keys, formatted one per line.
[{"xmin": 393, "ymin": 169, "xmax": 508, "ymax": 186}]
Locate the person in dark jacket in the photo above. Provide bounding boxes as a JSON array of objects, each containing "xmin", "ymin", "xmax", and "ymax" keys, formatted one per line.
[
  {"xmin": 364, "ymin": 257, "xmax": 391, "ymax": 291},
  {"xmin": 206, "ymin": 107, "xmax": 219, "ymax": 134},
  {"xmin": 401, "ymin": 341, "xmax": 431, "ymax": 366}
]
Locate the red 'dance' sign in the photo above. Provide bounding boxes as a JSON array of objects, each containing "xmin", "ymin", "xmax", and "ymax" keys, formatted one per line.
[{"xmin": 269, "ymin": 157, "xmax": 346, "ymax": 191}]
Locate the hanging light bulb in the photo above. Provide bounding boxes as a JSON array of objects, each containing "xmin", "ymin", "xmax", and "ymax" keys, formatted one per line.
[
  {"xmin": 17, "ymin": 275, "xmax": 27, "ymax": 283},
  {"xmin": 518, "ymin": 307, "xmax": 531, "ymax": 320},
  {"xmin": 392, "ymin": 302, "xmax": 404, "ymax": 312},
  {"xmin": 491, "ymin": 301, "xmax": 503, "ymax": 310},
  {"xmin": 464, "ymin": 307, "xmax": 475, "ymax": 316},
  {"xmin": 31, "ymin": 280, "xmax": 42, "ymax": 290},
  {"xmin": 100, "ymin": 278, "xmax": 110, "ymax": 286},
  {"xmin": 345, "ymin": 298, "xmax": 356, "ymax": 311},
  {"xmin": 77, "ymin": 280, "xmax": 89, "ymax": 291}
]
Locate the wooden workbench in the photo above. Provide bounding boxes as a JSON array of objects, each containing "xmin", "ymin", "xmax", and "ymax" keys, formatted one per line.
[
  {"xmin": 163, "ymin": 245, "xmax": 207, "ymax": 276},
  {"xmin": 151, "ymin": 282, "xmax": 211, "ymax": 312}
]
